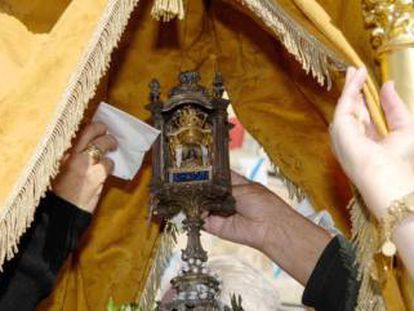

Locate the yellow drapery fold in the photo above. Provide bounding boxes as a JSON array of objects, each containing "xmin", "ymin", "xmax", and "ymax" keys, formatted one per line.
[
  {"xmin": 0, "ymin": 0, "xmax": 409, "ymax": 310},
  {"xmin": 40, "ymin": 0, "xmax": 354, "ymax": 308},
  {"xmin": 0, "ymin": 0, "xmax": 111, "ymax": 266}
]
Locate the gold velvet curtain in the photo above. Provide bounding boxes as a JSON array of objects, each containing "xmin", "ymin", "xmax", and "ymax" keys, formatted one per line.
[{"xmin": 0, "ymin": 0, "xmax": 407, "ymax": 310}]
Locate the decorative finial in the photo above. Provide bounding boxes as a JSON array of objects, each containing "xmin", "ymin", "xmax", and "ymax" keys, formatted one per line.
[
  {"xmin": 168, "ymin": 71, "xmax": 208, "ymax": 97},
  {"xmin": 213, "ymin": 72, "xmax": 225, "ymax": 98},
  {"xmin": 149, "ymin": 79, "xmax": 161, "ymax": 102},
  {"xmin": 147, "ymin": 70, "xmax": 238, "ymax": 309},
  {"xmin": 362, "ymin": 0, "xmax": 414, "ymax": 52},
  {"xmin": 179, "ymin": 71, "xmax": 201, "ymax": 85}
]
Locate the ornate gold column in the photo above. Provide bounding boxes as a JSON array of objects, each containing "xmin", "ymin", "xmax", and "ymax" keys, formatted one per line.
[
  {"xmin": 363, "ymin": 1, "xmax": 414, "ymax": 309},
  {"xmin": 363, "ymin": 0, "xmax": 414, "ymax": 110}
]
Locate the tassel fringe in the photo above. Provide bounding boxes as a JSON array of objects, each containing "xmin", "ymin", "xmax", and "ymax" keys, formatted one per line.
[
  {"xmin": 1, "ymin": 2, "xmax": 377, "ymax": 310},
  {"xmin": 138, "ymin": 223, "xmax": 178, "ymax": 309},
  {"xmin": 271, "ymin": 163, "xmax": 306, "ymax": 202},
  {"xmin": 236, "ymin": 0, "xmax": 347, "ymax": 89},
  {"xmin": 0, "ymin": 0, "xmax": 346, "ymax": 271},
  {"xmin": 0, "ymin": 0, "xmax": 140, "ymax": 269},
  {"xmin": 151, "ymin": 0, "xmax": 185, "ymax": 22},
  {"xmin": 240, "ymin": 3, "xmax": 385, "ymax": 308},
  {"xmin": 349, "ymin": 197, "xmax": 387, "ymax": 311}
]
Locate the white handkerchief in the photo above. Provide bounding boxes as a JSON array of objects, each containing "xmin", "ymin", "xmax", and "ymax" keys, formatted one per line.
[{"xmin": 92, "ymin": 102, "xmax": 160, "ymax": 180}]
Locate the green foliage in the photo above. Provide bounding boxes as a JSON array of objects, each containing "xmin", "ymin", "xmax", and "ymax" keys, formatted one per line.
[{"xmin": 107, "ymin": 298, "xmax": 118, "ymax": 311}]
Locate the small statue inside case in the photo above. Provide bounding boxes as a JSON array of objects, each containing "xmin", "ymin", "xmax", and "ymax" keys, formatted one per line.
[{"xmin": 147, "ymin": 71, "xmax": 241, "ymax": 310}]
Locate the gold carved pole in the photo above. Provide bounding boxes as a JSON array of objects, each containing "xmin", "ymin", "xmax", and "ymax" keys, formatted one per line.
[
  {"xmin": 363, "ymin": 0, "xmax": 414, "ymax": 110},
  {"xmin": 363, "ymin": 1, "xmax": 414, "ymax": 310}
]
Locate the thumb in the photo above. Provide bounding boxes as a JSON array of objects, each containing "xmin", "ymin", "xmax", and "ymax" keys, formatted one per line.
[
  {"xmin": 381, "ymin": 81, "xmax": 413, "ymax": 131},
  {"xmin": 204, "ymin": 215, "xmax": 229, "ymax": 237}
]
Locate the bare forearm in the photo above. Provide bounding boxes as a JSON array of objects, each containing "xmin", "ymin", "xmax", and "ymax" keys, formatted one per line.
[
  {"xmin": 261, "ymin": 203, "xmax": 332, "ymax": 285},
  {"xmin": 360, "ymin": 180, "xmax": 414, "ymax": 279},
  {"xmin": 393, "ymin": 216, "xmax": 414, "ymax": 279}
]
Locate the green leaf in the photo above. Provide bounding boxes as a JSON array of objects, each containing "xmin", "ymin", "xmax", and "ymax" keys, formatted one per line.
[{"xmin": 107, "ymin": 297, "xmax": 119, "ymax": 311}]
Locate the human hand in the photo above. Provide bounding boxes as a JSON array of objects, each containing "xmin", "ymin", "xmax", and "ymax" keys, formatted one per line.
[
  {"xmin": 204, "ymin": 172, "xmax": 287, "ymax": 253},
  {"xmin": 330, "ymin": 67, "xmax": 414, "ymax": 219},
  {"xmin": 52, "ymin": 122, "xmax": 117, "ymax": 213},
  {"xmin": 204, "ymin": 172, "xmax": 331, "ymax": 285}
]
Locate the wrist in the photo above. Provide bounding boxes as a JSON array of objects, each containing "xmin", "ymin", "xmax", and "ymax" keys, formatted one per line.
[
  {"xmin": 260, "ymin": 217, "xmax": 332, "ymax": 285},
  {"xmin": 260, "ymin": 222, "xmax": 278, "ymax": 260},
  {"xmin": 259, "ymin": 211, "xmax": 285, "ymax": 258},
  {"xmin": 259, "ymin": 213, "xmax": 331, "ymax": 264},
  {"xmin": 359, "ymin": 175, "xmax": 414, "ymax": 220},
  {"xmin": 393, "ymin": 213, "xmax": 414, "ymax": 238}
]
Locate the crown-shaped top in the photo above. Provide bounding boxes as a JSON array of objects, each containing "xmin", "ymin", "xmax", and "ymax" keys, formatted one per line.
[
  {"xmin": 169, "ymin": 71, "xmax": 209, "ymax": 98},
  {"xmin": 179, "ymin": 71, "xmax": 200, "ymax": 85},
  {"xmin": 147, "ymin": 71, "xmax": 228, "ymax": 114}
]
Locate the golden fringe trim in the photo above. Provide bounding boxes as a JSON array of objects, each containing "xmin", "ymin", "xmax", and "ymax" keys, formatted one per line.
[
  {"xmin": 0, "ymin": 0, "xmax": 140, "ymax": 269},
  {"xmin": 239, "ymin": 2, "xmax": 385, "ymax": 308},
  {"xmin": 270, "ymin": 163, "xmax": 306, "ymax": 202},
  {"xmin": 236, "ymin": 0, "xmax": 347, "ymax": 89},
  {"xmin": 138, "ymin": 225, "xmax": 177, "ymax": 309},
  {"xmin": 151, "ymin": 0, "xmax": 185, "ymax": 22},
  {"xmin": 137, "ymin": 163, "xmax": 304, "ymax": 309},
  {"xmin": 349, "ymin": 197, "xmax": 387, "ymax": 311}
]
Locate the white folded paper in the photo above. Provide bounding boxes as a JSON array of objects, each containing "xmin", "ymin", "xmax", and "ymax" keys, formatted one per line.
[{"xmin": 92, "ymin": 102, "xmax": 160, "ymax": 180}]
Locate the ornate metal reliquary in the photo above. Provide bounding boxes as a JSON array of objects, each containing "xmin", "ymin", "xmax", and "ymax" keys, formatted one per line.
[{"xmin": 147, "ymin": 71, "xmax": 238, "ymax": 310}]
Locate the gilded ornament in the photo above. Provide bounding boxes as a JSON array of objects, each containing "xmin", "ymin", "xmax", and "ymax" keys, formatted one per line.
[
  {"xmin": 147, "ymin": 71, "xmax": 241, "ymax": 311},
  {"xmin": 362, "ymin": 0, "xmax": 414, "ymax": 52}
]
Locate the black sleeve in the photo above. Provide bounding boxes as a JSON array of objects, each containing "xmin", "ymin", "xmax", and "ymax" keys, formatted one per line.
[
  {"xmin": 302, "ymin": 235, "xmax": 360, "ymax": 311},
  {"xmin": 0, "ymin": 192, "xmax": 91, "ymax": 311}
]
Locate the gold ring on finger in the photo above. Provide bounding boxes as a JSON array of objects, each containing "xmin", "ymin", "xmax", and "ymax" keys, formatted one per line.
[{"xmin": 85, "ymin": 144, "xmax": 104, "ymax": 164}]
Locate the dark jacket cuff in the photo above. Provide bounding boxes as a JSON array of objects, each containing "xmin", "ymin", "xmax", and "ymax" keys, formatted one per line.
[
  {"xmin": 302, "ymin": 235, "xmax": 360, "ymax": 311},
  {"xmin": 40, "ymin": 192, "xmax": 91, "ymax": 272}
]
